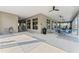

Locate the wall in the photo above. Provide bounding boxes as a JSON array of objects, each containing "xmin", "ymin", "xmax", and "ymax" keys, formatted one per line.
[
  {"xmin": 39, "ymin": 14, "xmax": 52, "ymax": 33},
  {"xmin": 26, "ymin": 14, "xmax": 40, "ymax": 33},
  {"xmin": 26, "ymin": 14, "xmax": 52, "ymax": 33},
  {"xmin": 0, "ymin": 12, "xmax": 18, "ymax": 34}
]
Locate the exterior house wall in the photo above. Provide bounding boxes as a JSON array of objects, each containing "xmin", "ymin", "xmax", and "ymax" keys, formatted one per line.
[
  {"xmin": 0, "ymin": 12, "xmax": 18, "ymax": 34},
  {"xmin": 26, "ymin": 14, "xmax": 53, "ymax": 33},
  {"xmin": 26, "ymin": 14, "xmax": 41, "ymax": 33}
]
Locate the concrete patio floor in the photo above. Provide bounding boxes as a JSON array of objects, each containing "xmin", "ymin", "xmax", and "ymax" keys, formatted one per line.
[
  {"xmin": 0, "ymin": 32, "xmax": 65, "ymax": 53},
  {"xmin": 22, "ymin": 32, "xmax": 79, "ymax": 53},
  {"xmin": 0, "ymin": 31, "xmax": 79, "ymax": 53}
]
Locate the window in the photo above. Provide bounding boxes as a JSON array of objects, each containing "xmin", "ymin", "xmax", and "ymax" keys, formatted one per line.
[
  {"xmin": 72, "ymin": 16, "xmax": 78, "ymax": 35},
  {"xmin": 32, "ymin": 18, "xmax": 38, "ymax": 30},
  {"xmin": 27, "ymin": 20, "xmax": 31, "ymax": 29},
  {"xmin": 47, "ymin": 19, "xmax": 50, "ymax": 29}
]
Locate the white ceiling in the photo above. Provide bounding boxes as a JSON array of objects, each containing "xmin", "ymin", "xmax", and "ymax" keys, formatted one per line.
[
  {"xmin": 0, "ymin": 6, "xmax": 51, "ymax": 17},
  {"xmin": 0, "ymin": 6, "xmax": 79, "ymax": 21}
]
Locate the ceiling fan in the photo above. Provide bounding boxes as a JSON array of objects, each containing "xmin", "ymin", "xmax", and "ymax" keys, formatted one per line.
[{"xmin": 49, "ymin": 6, "xmax": 59, "ymax": 12}]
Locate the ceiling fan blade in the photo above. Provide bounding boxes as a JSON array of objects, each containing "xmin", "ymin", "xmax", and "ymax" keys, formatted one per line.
[
  {"xmin": 49, "ymin": 10, "xmax": 53, "ymax": 12},
  {"xmin": 55, "ymin": 9, "xmax": 59, "ymax": 11}
]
